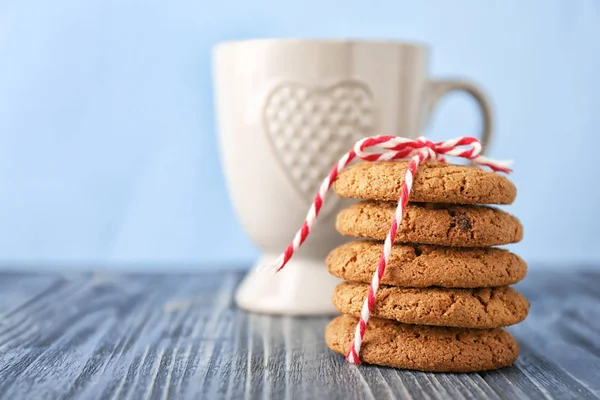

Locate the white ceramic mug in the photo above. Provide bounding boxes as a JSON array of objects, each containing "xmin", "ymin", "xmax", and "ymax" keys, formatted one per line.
[{"xmin": 212, "ymin": 39, "xmax": 493, "ymax": 315}]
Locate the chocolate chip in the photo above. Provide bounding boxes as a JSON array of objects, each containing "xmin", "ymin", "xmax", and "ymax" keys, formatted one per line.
[{"xmin": 456, "ymin": 214, "xmax": 473, "ymax": 232}]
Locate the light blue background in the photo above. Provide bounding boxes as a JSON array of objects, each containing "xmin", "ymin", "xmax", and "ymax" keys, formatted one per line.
[{"xmin": 0, "ymin": 0, "xmax": 598, "ymax": 269}]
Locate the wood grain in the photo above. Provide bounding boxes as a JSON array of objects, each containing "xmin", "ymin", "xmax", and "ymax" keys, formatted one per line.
[{"xmin": 0, "ymin": 270, "xmax": 598, "ymax": 399}]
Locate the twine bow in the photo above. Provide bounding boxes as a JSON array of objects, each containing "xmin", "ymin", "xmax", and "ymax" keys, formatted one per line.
[{"xmin": 269, "ymin": 135, "xmax": 512, "ymax": 364}]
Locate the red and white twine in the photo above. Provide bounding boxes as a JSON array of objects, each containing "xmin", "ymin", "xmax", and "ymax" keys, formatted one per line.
[{"xmin": 269, "ymin": 135, "xmax": 512, "ymax": 364}]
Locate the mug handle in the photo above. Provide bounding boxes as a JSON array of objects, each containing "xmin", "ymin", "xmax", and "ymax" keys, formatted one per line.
[{"xmin": 426, "ymin": 79, "xmax": 493, "ymax": 153}]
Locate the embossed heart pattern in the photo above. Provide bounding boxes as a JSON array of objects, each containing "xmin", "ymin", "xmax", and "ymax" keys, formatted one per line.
[{"xmin": 263, "ymin": 80, "xmax": 376, "ymax": 207}]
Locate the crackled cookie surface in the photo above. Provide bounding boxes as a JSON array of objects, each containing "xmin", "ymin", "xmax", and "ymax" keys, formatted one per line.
[
  {"xmin": 336, "ymin": 201, "xmax": 523, "ymax": 247},
  {"xmin": 332, "ymin": 282, "xmax": 529, "ymax": 328},
  {"xmin": 326, "ymin": 241, "xmax": 527, "ymax": 288},
  {"xmin": 325, "ymin": 315, "xmax": 519, "ymax": 372},
  {"xmin": 333, "ymin": 161, "xmax": 517, "ymax": 204}
]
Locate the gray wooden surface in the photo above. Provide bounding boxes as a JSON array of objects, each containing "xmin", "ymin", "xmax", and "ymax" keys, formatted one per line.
[{"xmin": 0, "ymin": 270, "xmax": 598, "ymax": 400}]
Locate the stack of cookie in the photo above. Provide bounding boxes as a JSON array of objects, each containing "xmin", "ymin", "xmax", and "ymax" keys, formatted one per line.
[{"xmin": 324, "ymin": 161, "xmax": 528, "ymax": 372}]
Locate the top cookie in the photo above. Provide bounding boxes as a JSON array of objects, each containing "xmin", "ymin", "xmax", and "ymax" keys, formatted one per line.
[{"xmin": 333, "ymin": 161, "xmax": 516, "ymax": 204}]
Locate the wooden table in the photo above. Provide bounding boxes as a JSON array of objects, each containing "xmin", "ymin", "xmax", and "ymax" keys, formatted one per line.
[{"xmin": 0, "ymin": 270, "xmax": 598, "ymax": 399}]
